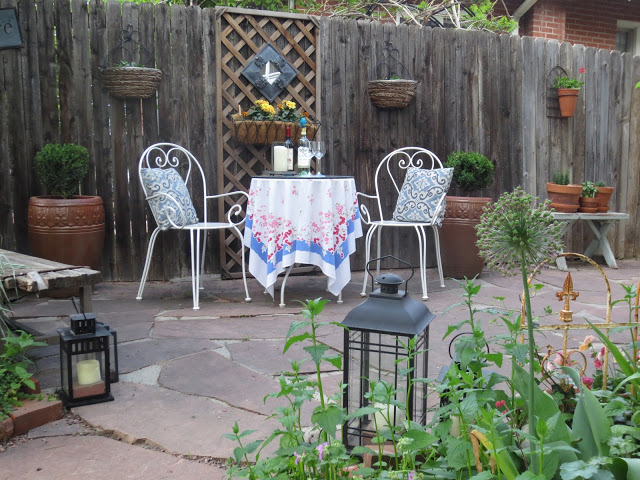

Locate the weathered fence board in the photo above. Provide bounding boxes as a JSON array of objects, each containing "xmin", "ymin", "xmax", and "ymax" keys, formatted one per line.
[{"xmin": 1, "ymin": 0, "xmax": 639, "ymax": 282}]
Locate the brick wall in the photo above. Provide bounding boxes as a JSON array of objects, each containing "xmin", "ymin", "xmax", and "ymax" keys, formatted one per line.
[{"xmin": 495, "ymin": 0, "xmax": 640, "ymax": 51}]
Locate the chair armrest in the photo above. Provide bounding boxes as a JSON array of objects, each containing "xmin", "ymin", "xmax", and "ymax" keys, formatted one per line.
[
  {"xmin": 204, "ymin": 191, "xmax": 249, "ymax": 227},
  {"xmin": 146, "ymin": 192, "xmax": 190, "ymax": 229},
  {"xmin": 356, "ymin": 192, "xmax": 379, "ymax": 225}
]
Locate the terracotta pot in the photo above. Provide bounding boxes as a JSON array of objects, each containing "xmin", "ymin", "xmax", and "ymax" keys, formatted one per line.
[
  {"xmin": 440, "ymin": 196, "xmax": 492, "ymax": 279},
  {"xmin": 578, "ymin": 196, "xmax": 599, "ymax": 213},
  {"xmin": 28, "ymin": 196, "xmax": 105, "ymax": 270},
  {"xmin": 557, "ymin": 88, "xmax": 580, "ymax": 117},
  {"xmin": 546, "ymin": 183, "xmax": 582, "ymax": 212},
  {"xmin": 595, "ymin": 186, "xmax": 614, "ymax": 212}
]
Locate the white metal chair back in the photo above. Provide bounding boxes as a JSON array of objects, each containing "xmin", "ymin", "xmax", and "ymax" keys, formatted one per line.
[
  {"xmin": 138, "ymin": 143, "xmax": 207, "ymax": 225},
  {"xmin": 371, "ymin": 147, "xmax": 444, "ymax": 223}
]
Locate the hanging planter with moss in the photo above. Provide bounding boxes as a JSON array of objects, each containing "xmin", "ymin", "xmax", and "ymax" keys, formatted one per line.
[
  {"xmin": 368, "ymin": 42, "xmax": 417, "ymax": 110},
  {"xmin": 100, "ymin": 24, "xmax": 162, "ymax": 100}
]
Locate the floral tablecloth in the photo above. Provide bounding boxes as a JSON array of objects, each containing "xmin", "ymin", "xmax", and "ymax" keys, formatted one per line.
[{"xmin": 244, "ymin": 177, "xmax": 362, "ymax": 298}]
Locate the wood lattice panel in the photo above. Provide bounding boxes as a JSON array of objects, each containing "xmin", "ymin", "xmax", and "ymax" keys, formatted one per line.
[{"xmin": 215, "ymin": 8, "xmax": 319, "ymax": 277}]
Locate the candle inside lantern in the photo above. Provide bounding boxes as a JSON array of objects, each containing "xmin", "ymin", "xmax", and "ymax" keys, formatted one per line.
[
  {"xmin": 373, "ymin": 402, "xmax": 400, "ymax": 430},
  {"xmin": 77, "ymin": 359, "xmax": 101, "ymax": 385},
  {"xmin": 273, "ymin": 145, "xmax": 288, "ymax": 171}
]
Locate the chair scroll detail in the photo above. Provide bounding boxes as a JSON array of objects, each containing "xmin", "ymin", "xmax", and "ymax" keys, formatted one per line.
[
  {"xmin": 357, "ymin": 147, "xmax": 452, "ymax": 300},
  {"xmin": 136, "ymin": 143, "xmax": 251, "ymax": 309}
]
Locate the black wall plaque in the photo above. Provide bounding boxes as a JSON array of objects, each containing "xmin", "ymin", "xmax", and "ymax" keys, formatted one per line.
[{"xmin": 0, "ymin": 8, "xmax": 23, "ymax": 49}]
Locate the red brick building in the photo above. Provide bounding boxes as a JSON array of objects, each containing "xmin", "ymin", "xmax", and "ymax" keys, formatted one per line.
[{"xmin": 498, "ymin": 0, "xmax": 640, "ymax": 54}]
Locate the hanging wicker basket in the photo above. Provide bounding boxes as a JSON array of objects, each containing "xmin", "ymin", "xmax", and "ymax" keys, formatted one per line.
[
  {"xmin": 101, "ymin": 67, "xmax": 162, "ymax": 99},
  {"xmin": 368, "ymin": 79, "xmax": 418, "ymax": 109},
  {"xmin": 230, "ymin": 114, "xmax": 320, "ymax": 145}
]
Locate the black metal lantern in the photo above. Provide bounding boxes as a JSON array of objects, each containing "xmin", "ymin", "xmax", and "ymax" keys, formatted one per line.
[
  {"xmin": 57, "ymin": 313, "xmax": 115, "ymax": 407},
  {"xmin": 342, "ymin": 257, "xmax": 434, "ymax": 450}
]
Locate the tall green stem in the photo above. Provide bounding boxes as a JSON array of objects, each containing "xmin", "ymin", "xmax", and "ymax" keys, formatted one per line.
[{"xmin": 520, "ymin": 254, "xmax": 537, "ymax": 459}]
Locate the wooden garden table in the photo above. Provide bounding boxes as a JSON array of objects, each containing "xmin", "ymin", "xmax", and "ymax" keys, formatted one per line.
[
  {"xmin": 0, "ymin": 248, "xmax": 101, "ymax": 313},
  {"xmin": 551, "ymin": 212, "xmax": 630, "ymax": 270}
]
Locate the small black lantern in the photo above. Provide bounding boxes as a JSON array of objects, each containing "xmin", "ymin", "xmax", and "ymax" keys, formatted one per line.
[
  {"xmin": 57, "ymin": 313, "xmax": 115, "ymax": 407},
  {"xmin": 342, "ymin": 257, "xmax": 434, "ymax": 450}
]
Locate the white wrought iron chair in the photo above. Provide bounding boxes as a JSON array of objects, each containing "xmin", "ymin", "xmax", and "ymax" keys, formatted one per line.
[
  {"xmin": 357, "ymin": 147, "xmax": 453, "ymax": 300},
  {"xmin": 136, "ymin": 143, "xmax": 251, "ymax": 309}
]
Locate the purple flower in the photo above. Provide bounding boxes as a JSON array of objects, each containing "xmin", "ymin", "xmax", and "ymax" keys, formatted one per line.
[
  {"xmin": 317, "ymin": 441, "xmax": 328, "ymax": 460},
  {"xmin": 294, "ymin": 451, "xmax": 300, "ymax": 465},
  {"xmin": 408, "ymin": 471, "xmax": 415, "ymax": 480}
]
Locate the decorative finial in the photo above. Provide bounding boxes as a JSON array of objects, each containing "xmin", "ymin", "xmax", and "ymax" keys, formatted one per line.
[{"xmin": 556, "ymin": 273, "xmax": 579, "ymax": 323}]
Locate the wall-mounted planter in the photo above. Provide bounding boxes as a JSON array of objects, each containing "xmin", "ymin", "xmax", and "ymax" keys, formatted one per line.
[
  {"xmin": 557, "ymin": 88, "xmax": 580, "ymax": 117},
  {"xmin": 368, "ymin": 79, "xmax": 417, "ymax": 110},
  {"xmin": 230, "ymin": 114, "xmax": 319, "ymax": 145}
]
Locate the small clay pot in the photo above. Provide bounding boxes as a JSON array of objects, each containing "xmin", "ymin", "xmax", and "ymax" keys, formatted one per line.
[{"xmin": 578, "ymin": 196, "xmax": 599, "ymax": 213}]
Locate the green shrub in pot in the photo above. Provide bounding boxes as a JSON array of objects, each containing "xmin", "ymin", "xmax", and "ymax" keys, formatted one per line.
[
  {"xmin": 34, "ymin": 143, "xmax": 89, "ymax": 199},
  {"xmin": 444, "ymin": 151, "xmax": 494, "ymax": 195}
]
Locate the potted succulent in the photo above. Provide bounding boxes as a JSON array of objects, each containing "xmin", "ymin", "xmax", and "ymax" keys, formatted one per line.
[
  {"xmin": 27, "ymin": 143, "xmax": 105, "ymax": 270},
  {"xmin": 439, "ymin": 151, "xmax": 494, "ymax": 279},
  {"xmin": 553, "ymin": 68, "xmax": 585, "ymax": 117},
  {"xmin": 594, "ymin": 180, "xmax": 614, "ymax": 212},
  {"xmin": 546, "ymin": 170, "xmax": 582, "ymax": 212},
  {"xmin": 579, "ymin": 180, "xmax": 599, "ymax": 213}
]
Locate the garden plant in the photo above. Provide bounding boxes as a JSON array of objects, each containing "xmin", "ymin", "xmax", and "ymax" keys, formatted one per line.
[{"xmin": 224, "ymin": 189, "xmax": 640, "ymax": 479}]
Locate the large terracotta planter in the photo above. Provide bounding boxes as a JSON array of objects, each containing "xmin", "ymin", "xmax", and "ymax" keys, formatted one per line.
[
  {"xmin": 28, "ymin": 196, "xmax": 105, "ymax": 270},
  {"xmin": 595, "ymin": 186, "xmax": 614, "ymax": 212},
  {"xmin": 546, "ymin": 183, "xmax": 582, "ymax": 213},
  {"xmin": 557, "ymin": 88, "xmax": 580, "ymax": 117},
  {"xmin": 439, "ymin": 196, "xmax": 492, "ymax": 279}
]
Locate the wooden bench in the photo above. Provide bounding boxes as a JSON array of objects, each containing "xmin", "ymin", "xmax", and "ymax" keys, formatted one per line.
[
  {"xmin": 551, "ymin": 212, "xmax": 630, "ymax": 271},
  {"xmin": 0, "ymin": 248, "xmax": 101, "ymax": 314}
]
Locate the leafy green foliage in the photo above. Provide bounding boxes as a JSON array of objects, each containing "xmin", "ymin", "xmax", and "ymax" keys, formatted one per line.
[
  {"xmin": 444, "ymin": 151, "xmax": 494, "ymax": 194},
  {"xmin": 582, "ymin": 181, "xmax": 598, "ymax": 198},
  {"xmin": 0, "ymin": 331, "xmax": 47, "ymax": 419},
  {"xmin": 551, "ymin": 170, "xmax": 571, "ymax": 185},
  {"xmin": 34, "ymin": 143, "xmax": 89, "ymax": 198}
]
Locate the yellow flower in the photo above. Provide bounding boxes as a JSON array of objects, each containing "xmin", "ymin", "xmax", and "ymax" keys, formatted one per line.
[{"xmin": 284, "ymin": 100, "xmax": 296, "ymax": 109}]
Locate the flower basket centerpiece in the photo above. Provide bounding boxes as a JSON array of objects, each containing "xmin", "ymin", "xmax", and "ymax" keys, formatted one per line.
[
  {"xmin": 554, "ymin": 68, "xmax": 585, "ymax": 117},
  {"xmin": 368, "ymin": 42, "xmax": 417, "ymax": 109},
  {"xmin": 231, "ymin": 100, "xmax": 319, "ymax": 145},
  {"xmin": 100, "ymin": 24, "xmax": 162, "ymax": 100}
]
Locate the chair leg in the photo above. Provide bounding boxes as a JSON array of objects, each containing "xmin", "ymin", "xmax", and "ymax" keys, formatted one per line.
[
  {"xmin": 190, "ymin": 229, "xmax": 201, "ymax": 310},
  {"xmin": 361, "ymin": 225, "xmax": 378, "ymax": 297},
  {"xmin": 415, "ymin": 226, "xmax": 428, "ymax": 300},
  {"xmin": 233, "ymin": 225, "xmax": 252, "ymax": 302},
  {"xmin": 432, "ymin": 226, "xmax": 445, "ymax": 288},
  {"xmin": 199, "ymin": 230, "xmax": 207, "ymax": 291},
  {"xmin": 136, "ymin": 228, "xmax": 161, "ymax": 300}
]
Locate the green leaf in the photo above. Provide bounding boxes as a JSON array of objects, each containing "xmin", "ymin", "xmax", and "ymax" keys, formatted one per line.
[
  {"xmin": 283, "ymin": 332, "xmax": 311, "ymax": 353},
  {"xmin": 345, "ymin": 405, "xmax": 378, "ymax": 420},
  {"xmin": 469, "ymin": 472, "xmax": 494, "ymax": 480},
  {"xmin": 559, "ymin": 460, "xmax": 597, "ymax": 480},
  {"xmin": 311, "ymin": 404, "xmax": 342, "ymax": 437},
  {"xmin": 401, "ymin": 429, "xmax": 438, "ymax": 450},
  {"xmin": 585, "ymin": 320, "xmax": 639, "ymax": 388},
  {"xmin": 570, "ymin": 376, "xmax": 612, "ymax": 459},
  {"xmin": 324, "ymin": 354, "xmax": 342, "ymax": 370},
  {"xmin": 515, "ymin": 472, "xmax": 546, "ymax": 480},
  {"xmin": 445, "ymin": 436, "xmax": 472, "ymax": 470},
  {"xmin": 486, "ymin": 352, "xmax": 503, "ymax": 367},
  {"xmin": 303, "ymin": 344, "xmax": 330, "ymax": 364}
]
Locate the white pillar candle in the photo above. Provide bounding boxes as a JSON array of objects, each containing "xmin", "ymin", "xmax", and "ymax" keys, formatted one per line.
[
  {"xmin": 373, "ymin": 402, "xmax": 400, "ymax": 430},
  {"xmin": 77, "ymin": 359, "xmax": 102, "ymax": 385},
  {"xmin": 273, "ymin": 146, "xmax": 288, "ymax": 171}
]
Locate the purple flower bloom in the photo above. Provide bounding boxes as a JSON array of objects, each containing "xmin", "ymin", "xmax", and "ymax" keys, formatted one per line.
[
  {"xmin": 294, "ymin": 451, "xmax": 300, "ymax": 465},
  {"xmin": 317, "ymin": 441, "xmax": 328, "ymax": 460},
  {"xmin": 408, "ymin": 471, "xmax": 415, "ymax": 480}
]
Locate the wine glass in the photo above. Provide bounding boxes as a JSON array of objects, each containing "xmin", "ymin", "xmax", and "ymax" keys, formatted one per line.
[{"xmin": 312, "ymin": 141, "xmax": 326, "ymax": 176}]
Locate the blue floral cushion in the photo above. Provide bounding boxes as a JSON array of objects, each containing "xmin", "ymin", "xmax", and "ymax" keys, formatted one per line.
[
  {"xmin": 392, "ymin": 167, "xmax": 453, "ymax": 225},
  {"xmin": 140, "ymin": 168, "xmax": 198, "ymax": 230}
]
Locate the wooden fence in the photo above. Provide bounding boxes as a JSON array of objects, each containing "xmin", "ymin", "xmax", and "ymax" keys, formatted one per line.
[{"xmin": 1, "ymin": 0, "xmax": 639, "ymax": 282}]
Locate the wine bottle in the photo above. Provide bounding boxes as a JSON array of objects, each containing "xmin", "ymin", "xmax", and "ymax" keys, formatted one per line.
[
  {"xmin": 284, "ymin": 126, "xmax": 294, "ymax": 171},
  {"xmin": 296, "ymin": 118, "xmax": 311, "ymax": 176}
]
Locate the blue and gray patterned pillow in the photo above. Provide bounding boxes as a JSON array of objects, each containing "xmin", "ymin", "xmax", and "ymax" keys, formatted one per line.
[
  {"xmin": 140, "ymin": 168, "xmax": 198, "ymax": 230},
  {"xmin": 392, "ymin": 167, "xmax": 454, "ymax": 225}
]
